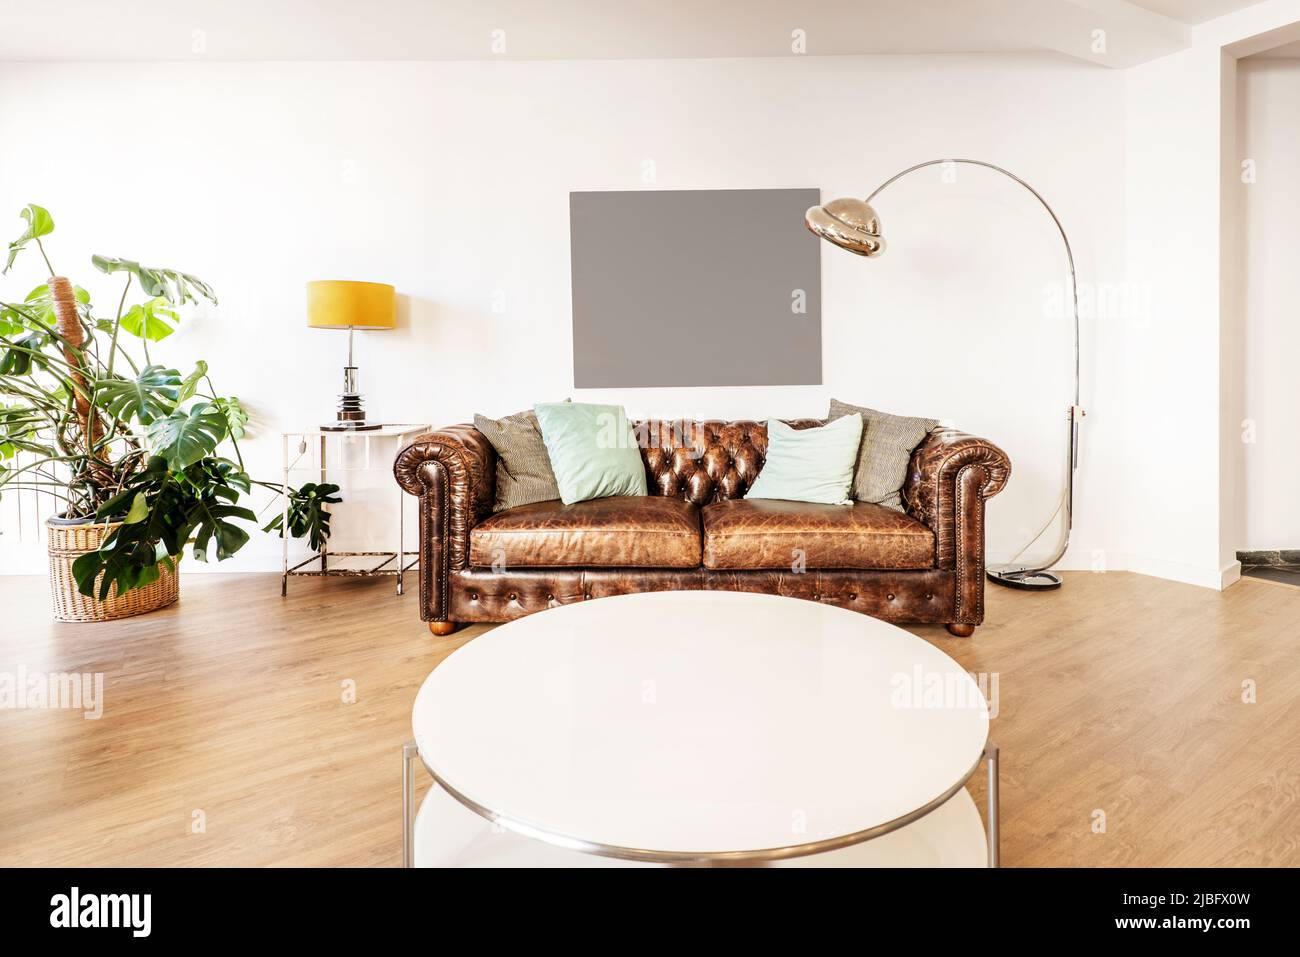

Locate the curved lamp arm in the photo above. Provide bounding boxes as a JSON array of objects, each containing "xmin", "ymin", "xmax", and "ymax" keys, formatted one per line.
[{"xmin": 864, "ymin": 159, "xmax": 1083, "ymax": 587}]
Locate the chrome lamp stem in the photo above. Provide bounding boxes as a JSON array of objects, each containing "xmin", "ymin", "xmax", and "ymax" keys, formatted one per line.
[{"xmin": 863, "ymin": 159, "xmax": 1083, "ymax": 591}]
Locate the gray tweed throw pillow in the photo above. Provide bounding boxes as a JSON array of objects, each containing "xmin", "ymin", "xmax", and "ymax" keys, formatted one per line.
[
  {"xmin": 829, "ymin": 398, "xmax": 938, "ymax": 512},
  {"xmin": 473, "ymin": 409, "xmax": 562, "ymax": 512}
]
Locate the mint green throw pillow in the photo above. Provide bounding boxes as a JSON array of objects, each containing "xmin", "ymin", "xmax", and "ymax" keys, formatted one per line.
[
  {"xmin": 533, "ymin": 402, "xmax": 648, "ymax": 505},
  {"xmin": 745, "ymin": 414, "xmax": 863, "ymax": 505}
]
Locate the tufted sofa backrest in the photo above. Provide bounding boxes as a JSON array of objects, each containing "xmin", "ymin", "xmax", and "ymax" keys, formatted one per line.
[{"xmin": 633, "ymin": 419, "xmax": 825, "ymax": 506}]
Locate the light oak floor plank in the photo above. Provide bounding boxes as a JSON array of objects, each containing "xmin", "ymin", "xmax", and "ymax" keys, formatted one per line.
[{"xmin": 0, "ymin": 571, "xmax": 1296, "ymax": 866}]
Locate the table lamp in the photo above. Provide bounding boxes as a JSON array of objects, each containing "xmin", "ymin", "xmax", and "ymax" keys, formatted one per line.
[{"xmin": 306, "ymin": 279, "xmax": 396, "ymax": 431}]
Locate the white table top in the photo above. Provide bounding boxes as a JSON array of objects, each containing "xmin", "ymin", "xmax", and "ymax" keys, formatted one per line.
[{"xmin": 412, "ymin": 591, "xmax": 989, "ymax": 862}]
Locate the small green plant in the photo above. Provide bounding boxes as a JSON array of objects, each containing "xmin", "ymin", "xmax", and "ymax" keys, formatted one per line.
[{"xmin": 0, "ymin": 204, "xmax": 338, "ymax": 599}]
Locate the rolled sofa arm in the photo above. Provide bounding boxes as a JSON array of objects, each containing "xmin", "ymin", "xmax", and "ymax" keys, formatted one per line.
[
  {"xmin": 897, "ymin": 430, "xmax": 1009, "ymax": 632},
  {"xmin": 904, "ymin": 429, "xmax": 1011, "ymax": 564},
  {"xmin": 394, "ymin": 425, "xmax": 496, "ymax": 621}
]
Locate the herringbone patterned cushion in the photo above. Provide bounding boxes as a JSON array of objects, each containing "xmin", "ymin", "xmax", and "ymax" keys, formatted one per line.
[
  {"xmin": 474, "ymin": 409, "xmax": 561, "ymax": 512},
  {"xmin": 829, "ymin": 398, "xmax": 938, "ymax": 512}
]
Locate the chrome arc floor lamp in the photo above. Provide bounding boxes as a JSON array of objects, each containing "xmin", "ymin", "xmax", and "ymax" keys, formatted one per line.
[{"xmin": 805, "ymin": 158, "xmax": 1083, "ymax": 590}]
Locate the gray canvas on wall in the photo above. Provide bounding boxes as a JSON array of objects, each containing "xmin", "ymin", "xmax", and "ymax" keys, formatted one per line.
[{"xmin": 569, "ymin": 188, "xmax": 821, "ymax": 387}]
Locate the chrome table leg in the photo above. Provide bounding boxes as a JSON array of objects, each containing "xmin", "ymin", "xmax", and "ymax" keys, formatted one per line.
[
  {"xmin": 986, "ymin": 742, "xmax": 1000, "ymax": 868},
  {"xmin": 403, "ymin": 739, "xmax": 418, "ymax": 868}
]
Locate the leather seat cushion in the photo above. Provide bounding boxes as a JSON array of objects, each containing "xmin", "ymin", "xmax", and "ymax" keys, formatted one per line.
[
  {"xmin": 701, "ymin": 499, "xmax": 934, "ymax": 570},
  {"xmin": 470, "ymin": 496, "xmax": 701, "ymax": 569}
]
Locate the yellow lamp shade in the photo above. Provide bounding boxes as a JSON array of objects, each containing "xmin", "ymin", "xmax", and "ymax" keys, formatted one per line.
[{"xmin": 306, "ymin": 280, "xmax": 396, "ymax": 330}]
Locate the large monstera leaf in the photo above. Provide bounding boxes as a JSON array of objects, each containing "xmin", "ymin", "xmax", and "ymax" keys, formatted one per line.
[
  {"xmin": 146, "ymin": 405, "xmax": 227, "ymax": 471},
  {"xmin": 95, "ymin": 365, "xmax": 182, "ymax": 425},
  {"xmin": 92, "ymin": 255, "xmax": 217, "ymax": 307}
]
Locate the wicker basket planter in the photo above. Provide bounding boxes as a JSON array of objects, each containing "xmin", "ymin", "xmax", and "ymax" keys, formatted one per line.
[{"xmin": 46, "ymin": 517, "xmax": 179, "ymax": 622}]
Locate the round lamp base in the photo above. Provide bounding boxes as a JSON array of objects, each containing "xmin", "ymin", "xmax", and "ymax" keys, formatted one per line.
[
  {"xmin": 987, "ymin": 567, "xmax": 1063, "ymax": 591},
  {"xmin": 320, "ymin": 421, "xmax": 383, "ymax": 432}
]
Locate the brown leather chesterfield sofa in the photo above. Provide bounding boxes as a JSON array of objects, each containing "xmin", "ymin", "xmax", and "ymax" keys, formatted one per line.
[{"xmin": 395, "ymin": 419, "xmax": 1010, "ymax": 638}]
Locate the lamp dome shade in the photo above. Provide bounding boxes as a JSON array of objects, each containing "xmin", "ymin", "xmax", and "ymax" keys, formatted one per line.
[
  {"xmin": 804, "ymin": 197, "xmax": 886, "ymax": 258},
  {"xmin": 306, "ymin": 280, "xmax": 396, "ymax": 330}
]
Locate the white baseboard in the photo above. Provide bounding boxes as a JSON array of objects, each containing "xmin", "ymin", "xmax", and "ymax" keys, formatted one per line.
[
  {"xmin": 1220, "ymin": 560, "xmax": 1242, "ymax": 589},
  {"xmin": 1035, "ymin": 546, "xmax": 1232, "ymax": 590},
  {"xmin": 1112, "ymin": 553, "xmax": 1234, "ymax": 591}
]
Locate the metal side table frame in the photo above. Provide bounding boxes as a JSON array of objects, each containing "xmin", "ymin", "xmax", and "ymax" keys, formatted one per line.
[
  {"xmin": 401, "ymin": 739, "xmax": 1001, "ymax": 868},
  {"xmin": 280, "ymin": 424, "xmax": 428, "ymax": 597}
]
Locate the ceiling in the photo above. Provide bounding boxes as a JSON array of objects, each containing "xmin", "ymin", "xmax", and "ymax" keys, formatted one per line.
[
  {"xmin": 1248, "ymin": 37, "xmax": 1300, "ymax": 56},
  {"xmin": 1127, "ymin": 0, "xmax": 1264, "ymax": 25},
  {"xmin": 0, "ymin": 0, "xmax": 1274, "ymax": 68}
]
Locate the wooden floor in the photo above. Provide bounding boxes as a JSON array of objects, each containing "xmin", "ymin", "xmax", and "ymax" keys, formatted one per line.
[{"xmin": 1, "ymin": 570, "xmax": 1297, "ymax": 867}]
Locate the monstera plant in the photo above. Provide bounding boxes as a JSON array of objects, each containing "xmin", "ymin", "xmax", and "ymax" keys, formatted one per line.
[{"xmin": 0, "ymin": 204, "xmax": 337, "ymax": 605}]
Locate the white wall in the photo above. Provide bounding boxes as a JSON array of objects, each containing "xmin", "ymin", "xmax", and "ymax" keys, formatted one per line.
[
  {"xmin": 0, "ymin": 54, "xmax": 1127, "ymax": 573},
  {"xmin": 1236, "ymin": 57, "xmax": 1300, "ymax": 550},
  {"xmin": 1121, "ymin": 44, "xmax": 1233, "ymax": 588},
  {"xmin": 1114, "ymin": 5, "xmax": 1300, "ymax": 586}
]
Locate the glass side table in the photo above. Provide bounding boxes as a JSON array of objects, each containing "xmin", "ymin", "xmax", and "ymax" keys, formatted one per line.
[{"xmin": 280, "ymin": 423, "xmax": 429, "ymax": 597}]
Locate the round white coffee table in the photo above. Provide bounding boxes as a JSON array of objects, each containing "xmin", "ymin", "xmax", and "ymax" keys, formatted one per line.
[{"xmin": 404, "ymin": 591, "xmax": 998, "ymax": 867}]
